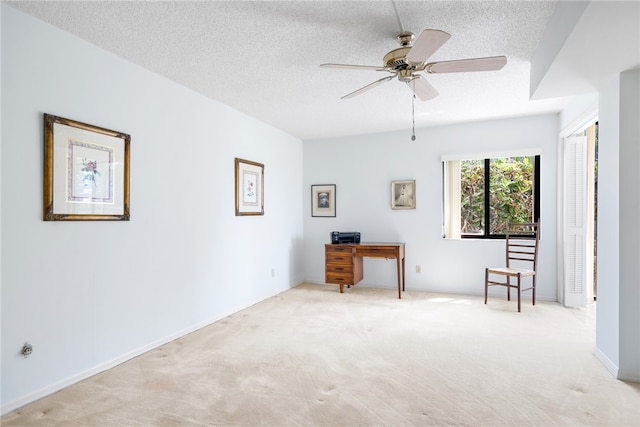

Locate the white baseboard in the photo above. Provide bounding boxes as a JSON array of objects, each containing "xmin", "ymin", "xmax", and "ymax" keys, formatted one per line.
[
  {"xmin": 593, "ymin": 346, "xmax": 619, "ymax": 379},
  {"xmin": 617, "ymin": 370, "xmax": 640, "ymax": 383},
  {"xmin": 593, "ymin": 346, "xmax": 640, "ymax": 383},
  {"xmin": 2, "ymin": 281, "xmax": 303, "ymax": 416},
  {"xmin": 1, "ymin": 290, "xmax": 283, "ymax": 416},
  {"xmin": 303, "ymin": 280, "xmax": 560, "ymax": 302}
]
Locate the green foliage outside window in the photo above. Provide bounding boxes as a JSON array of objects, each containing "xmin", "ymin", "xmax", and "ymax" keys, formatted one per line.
[
  {"xmin": 461, "ymin": 157, "xmax": 534, "ymax": 235},
  {"xmin": 461, "ymin": 160, "xmax": 485, "ymax": 234}
]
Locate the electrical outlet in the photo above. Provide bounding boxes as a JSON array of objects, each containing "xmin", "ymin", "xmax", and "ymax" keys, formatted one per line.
[
  {"xmin": 416, "ymin": 265, "xmax": 421, "ymax": 273},
  {"xmin": 271, "ymin": 268, "xmax": 275, "ymax": 278}
]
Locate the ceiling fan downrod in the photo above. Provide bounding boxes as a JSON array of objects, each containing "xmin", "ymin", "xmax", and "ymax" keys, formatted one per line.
[{"xmin": 392, "ymin": 0, "xmax": 405, "ymax": 34}]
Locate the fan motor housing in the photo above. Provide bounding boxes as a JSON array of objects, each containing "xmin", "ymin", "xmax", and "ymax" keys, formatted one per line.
[{"xmin": 383, "ymin": 47, "xmax": 413, "ymax": 70}]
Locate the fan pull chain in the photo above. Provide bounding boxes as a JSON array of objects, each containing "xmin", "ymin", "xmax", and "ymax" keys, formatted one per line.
[{"xmin": 411, "ymin": 93, "xmax": 416, "ymax": 141}]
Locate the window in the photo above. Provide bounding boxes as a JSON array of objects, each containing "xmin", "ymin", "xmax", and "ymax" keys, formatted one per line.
[{"xmin": 443, "ymin": 154, "xmax": 540, "ymax": 238}]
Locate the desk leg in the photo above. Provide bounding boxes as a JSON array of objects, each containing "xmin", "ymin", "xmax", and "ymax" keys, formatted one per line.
[
  {"xmin": 339, "ymin": 284, "xmax": 344, "ymax": 293},
  {"xmin": 402, "ymin": 256, "xmax": 405, "ymax": 292},
  {"xmin": 396, "ymin": 256, "xmax": 403, "ymax": 299}
]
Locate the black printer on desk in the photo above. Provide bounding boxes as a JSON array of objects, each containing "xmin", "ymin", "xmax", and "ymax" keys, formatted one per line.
[{"xmin": 331, "ymin": 231, "xmax": 361, "ymax": 244}]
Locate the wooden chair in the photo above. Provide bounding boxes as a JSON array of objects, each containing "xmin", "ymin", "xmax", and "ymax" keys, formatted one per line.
[{"xmin": 484, "ymin": 222, "xmax": 540, "ymax": 312}]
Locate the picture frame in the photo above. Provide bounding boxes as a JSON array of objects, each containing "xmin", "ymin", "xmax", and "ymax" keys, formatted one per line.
[
  {"xmin": 235, "ymin": 157, "xmax": 264, "ymax": 216},
  {"xmin": 43, "ymin": 113, "xmax": 130, "ymax": 221},
  {"xmin": 391, "ymin": 180, "xmax": 416, "ymax": 210},
  {"xmin": 311, "ymin": 184, "xmax": 336, "ymax": 217}
]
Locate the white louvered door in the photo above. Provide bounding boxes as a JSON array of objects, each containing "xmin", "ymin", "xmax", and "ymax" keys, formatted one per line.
[{"xmin": 563, "ymin": 136, "xmax": 589, "ymax": 307}]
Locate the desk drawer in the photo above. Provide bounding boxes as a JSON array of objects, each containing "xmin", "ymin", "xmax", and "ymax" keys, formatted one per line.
[
  {"xmin": 326, "ymin": 271, "xmax": 355, "ymax": 284},
  {"xmin": 326, "ymin": 245, "xmax": 353, "ymax": 254},
  {"xmin": 356, "ymin": 247, "xmax": 398, "ymax": 258},
  {"xmin": 326, "ymin": 263, "xmax": 353, "ymax": 274},
  {"xmin": 326, "ymin": 253, "xmax": 353, "ymax": 264}
]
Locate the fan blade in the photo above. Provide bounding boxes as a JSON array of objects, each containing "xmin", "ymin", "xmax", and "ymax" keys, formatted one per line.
[
  {"xmin": 321, "ymin": 63, "xmax": 388, "ymax": 71},
  {"xmin": 406, "ymin": 29, "xmax": 451, "ymax": 64},
  {"xmin": 341, "ymin": 75, "xmax": 396, "ymax": 99},
  {"xmin": 425, "ymin": 56, "xmax": 507, "ymax": 73},
  {"xmin": 407, "ymin": 76, "xmax": 439, "ymax": 101}
]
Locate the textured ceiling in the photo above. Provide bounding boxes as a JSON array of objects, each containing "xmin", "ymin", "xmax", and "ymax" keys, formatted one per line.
[{"xmin": 7, "ymin": 1, "xmax": 573, "ymax": 140}]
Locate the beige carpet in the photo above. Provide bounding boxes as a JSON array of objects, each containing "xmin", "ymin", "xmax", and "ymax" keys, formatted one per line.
[{"xmin": 3, "ymin": 283, "xmax": 640, "ymax": 426}]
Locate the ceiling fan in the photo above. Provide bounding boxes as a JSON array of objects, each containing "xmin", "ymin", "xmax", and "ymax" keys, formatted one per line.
[{"xmin": 320, "ymin": 8, "xmax": 507, "ymax": 101}]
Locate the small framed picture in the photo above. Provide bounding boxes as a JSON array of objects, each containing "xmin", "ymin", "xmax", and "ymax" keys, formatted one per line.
[
  {"xmin": 311, "ymin": 184, "xmax": 336, "ymax": 217},
  {"xmin": 235, "ymin": 157, "xmax": 264, "ymax": 216},
  {"xmin": 391, "ymin": 180, "xmax": 416, "ymax": 210},
  {"xmin": 43, "ymin": 113, "xmax": 130, "ymax": 221}
]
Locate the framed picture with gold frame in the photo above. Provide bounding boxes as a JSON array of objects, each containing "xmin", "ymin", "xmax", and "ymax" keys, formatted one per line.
[
  {"xmin": 235, "ymin": 157, "xmax": 264, "ymax": 216},
  {"xmin": 43, "ymin": 113, "xmax": 130, "ymax": 221}
]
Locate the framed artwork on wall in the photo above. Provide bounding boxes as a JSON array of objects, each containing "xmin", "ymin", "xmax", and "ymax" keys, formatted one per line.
[
  {"xmin": 43, "ymin": 113, "xmax": 130, "ymax": 221},
  {"xmin": 391, "ymin": 180, "xmax": 416, "ymax": 210},
  {"xmin": 235, "ymin": 157, "xmax": 264, "ymax": 216},
  {"xmin": 311, "ymin": 184, "xmax": 336, "ymax": 217}
]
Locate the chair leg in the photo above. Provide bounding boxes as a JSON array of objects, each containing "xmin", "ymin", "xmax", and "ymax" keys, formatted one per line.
[
  {"xmin": 506, "ymin": 276, "xmax": 511, "ymax": 301},
  {"xmin": 532, "ymin": 276, "xmax": 536, "ymax": 306},
  {"xmin": 484, "ymin": 269, "xmax": 489, "ymax": 304},
  {"xmin": 517, "ymin": 273, "xmax": 521, "ymax": 312}
]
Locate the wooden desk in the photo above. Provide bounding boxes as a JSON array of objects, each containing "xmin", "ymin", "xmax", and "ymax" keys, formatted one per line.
[{"xmin": 325, "ymin": 243, "xmax": 406, "ymax": 299}]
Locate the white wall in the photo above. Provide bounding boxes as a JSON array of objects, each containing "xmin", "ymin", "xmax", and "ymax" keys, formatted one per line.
[
  {"xmin": 303, "ymin": 114, "xmax": 558, "ymax": 299},
  {"xmin": 559, "ymin": 93, "xmax": 598, "ymax": 133},
  {"xmin": 596, "ymin": 75, "xmax": 621, "ymax": 373},
  {"xmin": 596, "ymin": 69, "xmax": 640, "ymax": 381},
  {"xmin": 0, "ymin": 3, "xmax": 4, "ymax": 410},
  {"xmin": 529, "ymin": 0, "xmax": 588, "ymax": 99},
  {"xmin": 617, "ymin": 69, "xmax": 640, "ymax": 381},
  {"xmin": 1, "ymin": 5, "xmax": 303, "ymax": 413}
]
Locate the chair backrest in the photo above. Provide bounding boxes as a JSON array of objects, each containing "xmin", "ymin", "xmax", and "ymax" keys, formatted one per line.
[{"xmin": 505, "ymin": 222, "xmax": 540, "ymax": 271}]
